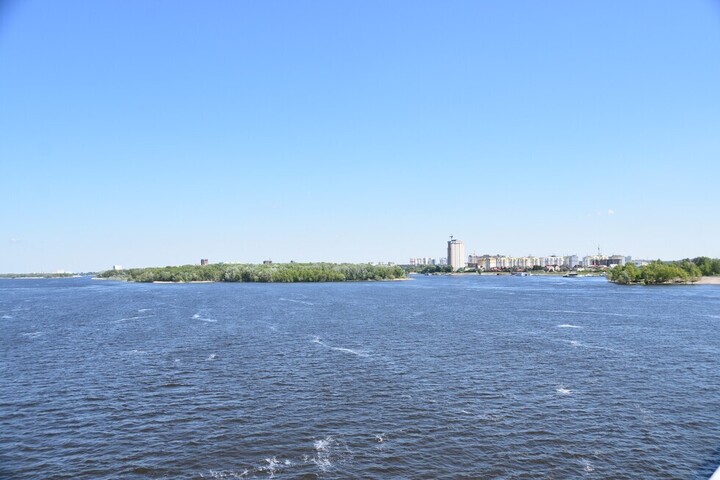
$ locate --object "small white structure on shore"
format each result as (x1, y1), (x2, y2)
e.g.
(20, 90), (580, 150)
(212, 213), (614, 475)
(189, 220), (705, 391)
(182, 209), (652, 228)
(112, 265), (123, 271)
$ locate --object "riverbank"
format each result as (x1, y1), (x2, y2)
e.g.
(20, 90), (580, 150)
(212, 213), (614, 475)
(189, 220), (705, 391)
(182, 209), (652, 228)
(694, 276), (720, 285)
(97, 263), (407, 283)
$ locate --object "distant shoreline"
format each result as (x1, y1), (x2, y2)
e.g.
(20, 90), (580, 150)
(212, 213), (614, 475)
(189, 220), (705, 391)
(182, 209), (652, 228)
(96, 262), (407, 283)
(0, 275), (82, 279)
(148, 278), (411, 284)
(152, 280), (214, 284)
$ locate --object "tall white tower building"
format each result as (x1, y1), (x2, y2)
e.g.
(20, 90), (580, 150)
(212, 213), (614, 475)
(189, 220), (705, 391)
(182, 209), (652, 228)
(447, 236), (466, 271)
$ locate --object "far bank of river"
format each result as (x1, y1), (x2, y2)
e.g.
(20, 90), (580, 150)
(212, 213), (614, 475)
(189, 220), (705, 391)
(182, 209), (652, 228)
(450, 272), (720, 285)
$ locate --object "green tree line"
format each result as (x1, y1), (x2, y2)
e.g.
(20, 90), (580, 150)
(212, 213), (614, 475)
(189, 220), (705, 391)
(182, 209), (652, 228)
(608, 257), (719, 285)
(416, 265), (454, 274)
(691, 256), (720, 276)
(97, 262), (406, 283)
(0, 273), (77, 279)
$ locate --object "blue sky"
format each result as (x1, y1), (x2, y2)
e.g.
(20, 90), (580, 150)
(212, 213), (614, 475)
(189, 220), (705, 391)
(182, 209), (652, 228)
(1, 1), (719, 272)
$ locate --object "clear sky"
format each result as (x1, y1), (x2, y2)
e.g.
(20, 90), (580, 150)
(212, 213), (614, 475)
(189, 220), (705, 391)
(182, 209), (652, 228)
(1, 1), (719, 272)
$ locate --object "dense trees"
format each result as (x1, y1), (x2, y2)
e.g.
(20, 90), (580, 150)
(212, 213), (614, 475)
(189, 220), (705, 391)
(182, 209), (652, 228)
(0, 273), (77, 279)
(97, 262), (406, 283)
(418, 265), (454, 274)
(608, 259), (710, 285)
(691, 257), (720, 276)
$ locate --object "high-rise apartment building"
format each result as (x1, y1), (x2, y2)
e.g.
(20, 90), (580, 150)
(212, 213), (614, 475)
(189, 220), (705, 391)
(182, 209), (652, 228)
(447, 237), (466, 271)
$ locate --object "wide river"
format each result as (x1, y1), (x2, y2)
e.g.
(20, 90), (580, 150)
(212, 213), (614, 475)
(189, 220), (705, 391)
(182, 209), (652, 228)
(1, 275), (719, 479)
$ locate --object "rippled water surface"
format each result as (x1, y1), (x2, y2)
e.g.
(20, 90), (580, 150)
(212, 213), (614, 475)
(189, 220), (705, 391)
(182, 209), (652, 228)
(2, 275), (720, 479)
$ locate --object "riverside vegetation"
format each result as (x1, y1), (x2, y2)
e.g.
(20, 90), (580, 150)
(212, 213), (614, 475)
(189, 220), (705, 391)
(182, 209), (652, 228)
(97, 262), (406, 283)
(0, 273), (78, 279)
(608, 257), (720, 285)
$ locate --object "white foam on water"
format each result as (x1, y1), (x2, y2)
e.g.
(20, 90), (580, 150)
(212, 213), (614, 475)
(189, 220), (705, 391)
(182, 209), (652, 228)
(117, 315), (154, 322)
(557, 387), (572, 395)
(314, 437), (331, 451)
(311, 436), (335, 472)
(199, 318), (217, 323)
(258, 457), (280, 478)
(203, 469), (248, 479)
(312, 336), (368, 357)
(707, 314), (720, 319)
(138, 308), (152, 312)
(557, 324), (582, 328)
(21, 331), (43, 338)
(374, 434), (385, 443)
(313, 456), (332, 471)
(279, 297), (315, 306)
(192, 313), (201, 319)
(568, 340), (583, 347)
(330, 346), (367, 357)
(2, 315), (12, 319)
(125, 349), (147, 355)
(207, 353), (217, 361)
(582, 460), (594, 472)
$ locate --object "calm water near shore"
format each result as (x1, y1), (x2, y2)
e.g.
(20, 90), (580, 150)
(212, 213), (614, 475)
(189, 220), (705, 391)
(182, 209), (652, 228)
(1, 275), (719, 479)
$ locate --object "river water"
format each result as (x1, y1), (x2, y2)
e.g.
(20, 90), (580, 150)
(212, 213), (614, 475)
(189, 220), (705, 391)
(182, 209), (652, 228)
(1, 275), (719, 479)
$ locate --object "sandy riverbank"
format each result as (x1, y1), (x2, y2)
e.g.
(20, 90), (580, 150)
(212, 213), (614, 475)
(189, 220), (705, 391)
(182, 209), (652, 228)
(694, 276), (720, 285)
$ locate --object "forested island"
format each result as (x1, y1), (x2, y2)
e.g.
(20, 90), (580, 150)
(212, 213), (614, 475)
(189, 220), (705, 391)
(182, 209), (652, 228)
(608, 257), (720, 285)
(0, 273), (78, 279)
(96, 262), (406, 283)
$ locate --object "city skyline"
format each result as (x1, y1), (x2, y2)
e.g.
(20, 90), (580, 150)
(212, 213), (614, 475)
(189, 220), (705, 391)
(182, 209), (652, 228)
(411, 237), (637, 267)
(2, 2), (719, 273)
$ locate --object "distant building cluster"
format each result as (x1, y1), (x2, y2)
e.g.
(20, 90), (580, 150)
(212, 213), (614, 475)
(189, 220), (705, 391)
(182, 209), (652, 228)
(581, 254), (631, 268)
(468, 253), (631, 271)
(409, 257), (439, 266)
(408, 236), (633, 272)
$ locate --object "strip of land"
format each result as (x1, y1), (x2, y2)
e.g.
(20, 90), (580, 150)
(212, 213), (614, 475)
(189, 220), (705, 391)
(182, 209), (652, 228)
(97, 262), (406, 283)
(695, 276), (720, 285)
